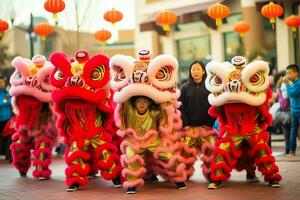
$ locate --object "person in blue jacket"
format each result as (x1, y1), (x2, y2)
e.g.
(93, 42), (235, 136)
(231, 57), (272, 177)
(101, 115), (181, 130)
(0, 76), (12, 161)
(284, 64), (300, 156)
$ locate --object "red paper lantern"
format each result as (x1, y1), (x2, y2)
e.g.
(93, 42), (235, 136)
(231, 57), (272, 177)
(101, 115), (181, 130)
(104, 8), (123, 25)
(285, 15), (300, 32)
(44, 0), (65, 20)
(261, 2), (283, 30)
(155, 10), (177, 31)
(0, 19), (9, 32)
(234, 21), (250, 37)
(34, 23), (53, 42)
(95, 29), (112, 46)
(207, 3), (230, 26)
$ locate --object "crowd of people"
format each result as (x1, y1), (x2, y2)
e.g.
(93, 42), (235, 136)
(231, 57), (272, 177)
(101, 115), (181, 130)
(269, 64), (300, 156)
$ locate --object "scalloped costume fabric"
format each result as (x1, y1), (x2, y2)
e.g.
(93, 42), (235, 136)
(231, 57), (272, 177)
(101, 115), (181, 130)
(110, 50), (187, 190)
(205, 56), (282, 183)
(49, 51), (121, 187)
(9, 55), (57, 179)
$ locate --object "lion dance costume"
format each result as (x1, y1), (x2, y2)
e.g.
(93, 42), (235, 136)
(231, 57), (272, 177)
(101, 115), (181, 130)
(10, 55), (57, 180)
(180, 125), (218, 181)
(49, 51), (122, 191)
(206, 56), (282, 188)
(110, 50), (187, 193)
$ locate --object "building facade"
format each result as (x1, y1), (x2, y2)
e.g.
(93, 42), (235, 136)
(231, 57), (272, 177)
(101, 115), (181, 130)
(135, 0), (300, 81)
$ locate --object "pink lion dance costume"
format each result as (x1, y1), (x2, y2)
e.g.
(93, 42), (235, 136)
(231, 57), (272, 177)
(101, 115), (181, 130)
(49, 51), (122, 191)
(206, 56), (282, 188)
(110, 50), (187, 193)
(10, 55), (57, 180)
(180, 124), (218, 182)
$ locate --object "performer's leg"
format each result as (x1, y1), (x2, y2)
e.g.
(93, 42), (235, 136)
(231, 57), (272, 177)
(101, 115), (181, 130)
(65, 141), (91, 192)
(10, 131), (33, 177)
(198, 127), (218, 181)
(152, 143), (187, 189)
(92, 133), (121, 186)
(249, 131), (282, 187)
(32, 135), (53, 180)
(209, 135), (243, 189)
(121, 144), (146, 194)
(180, 129), (199, 179)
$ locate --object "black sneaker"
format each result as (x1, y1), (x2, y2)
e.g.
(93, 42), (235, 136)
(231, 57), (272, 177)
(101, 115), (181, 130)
(150, 174), (159, 182)
(19, 171), (27, 177)
(38, 176), (48, 181)
(175, 182), (187, 190)
(207, 181), (221, 189)
(126, 187), (136, 194)
(112, 176), (122, 188)
(269, 181), (280, 188)
(67, 183), (79, 192)
(246, 174), (259, 183)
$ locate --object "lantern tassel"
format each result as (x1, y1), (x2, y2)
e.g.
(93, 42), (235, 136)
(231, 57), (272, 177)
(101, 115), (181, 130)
(52, 13), (58, 20)
(41, 35), (46, 42)
(216, 18), (222, 26)
(101, 41), (106, 46)
(162, 24), (170, 31)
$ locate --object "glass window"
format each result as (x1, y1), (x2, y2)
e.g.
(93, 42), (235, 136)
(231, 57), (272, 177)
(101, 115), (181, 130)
(223, 32), (244, 61)
(176, 35), (211, 82)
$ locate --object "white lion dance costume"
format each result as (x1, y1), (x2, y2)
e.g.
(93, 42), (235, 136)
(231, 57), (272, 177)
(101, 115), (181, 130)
(10, 55), (57, 180)
(110, 50), (187, 193)
(206, 56), (282, 188)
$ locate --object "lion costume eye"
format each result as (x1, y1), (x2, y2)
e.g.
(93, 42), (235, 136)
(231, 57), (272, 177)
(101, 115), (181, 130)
(155, 65), (171, 81)
(15, 72), (22, 80)
(210, 75), (222, 86)
(91, 65), (105, 81)
(249, 72), (264, 85)
(54, 69), (64, 80)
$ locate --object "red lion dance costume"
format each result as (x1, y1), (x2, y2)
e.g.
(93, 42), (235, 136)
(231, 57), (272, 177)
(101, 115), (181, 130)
(206, 56), (282, 188)
(10, 55), (57, 180)
(49, 51), (122, 192)
(110, 50), (187, 194)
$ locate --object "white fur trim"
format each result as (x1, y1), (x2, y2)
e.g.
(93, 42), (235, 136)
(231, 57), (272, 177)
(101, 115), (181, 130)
(208, 92), (267, 106)
(242, 60), (270, 92)
(37, 63), (55, 92)
(205, 61), (230, 93)
(147, 55), (178, 89)
(113, 83), (180, 103)
(109, 55), (134, 90)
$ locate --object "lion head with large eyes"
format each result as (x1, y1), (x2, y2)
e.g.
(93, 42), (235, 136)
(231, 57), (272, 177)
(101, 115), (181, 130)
(10, 55), (54, 103)
(205, 56), (270, 107)
(49, 51), (111, 104)
(110, 49), (180, 103)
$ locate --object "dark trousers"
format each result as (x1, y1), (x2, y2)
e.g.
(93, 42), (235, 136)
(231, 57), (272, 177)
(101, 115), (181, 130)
(0, 120), (12, 161)
(290, 114), (300, 153)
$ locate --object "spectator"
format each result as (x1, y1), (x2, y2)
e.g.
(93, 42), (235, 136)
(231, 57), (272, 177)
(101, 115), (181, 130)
(283, 64), (300, 156)
(0, 76), (13, 161)
(275, 71), (291, 155)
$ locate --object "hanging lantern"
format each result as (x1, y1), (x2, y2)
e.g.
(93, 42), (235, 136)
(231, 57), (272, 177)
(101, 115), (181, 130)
(44, 0), (65, 21)
(0, 19), (9, 32)
(233, 21), (250, 37)
(261, 2), (283, 30)
(155, 10), (177, 31)
(285, 15), (300, 34)
(104, 8), (123, 25)
(207, 3), (230, 26)
(34, 23), (53, 42)
(95, 29), (112, 46)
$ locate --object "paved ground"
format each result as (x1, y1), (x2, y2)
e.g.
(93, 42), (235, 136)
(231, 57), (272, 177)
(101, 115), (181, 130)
(0, 137), (300, 200)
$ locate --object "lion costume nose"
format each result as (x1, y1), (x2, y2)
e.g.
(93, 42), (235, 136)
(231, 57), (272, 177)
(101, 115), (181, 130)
(66, 75), (85, 87)
(225, 80), (244, 93)
(130, 71), (148, 83)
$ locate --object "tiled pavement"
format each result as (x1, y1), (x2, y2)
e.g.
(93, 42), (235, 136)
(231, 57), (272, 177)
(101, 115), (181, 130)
(0, 144), (300, 200)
